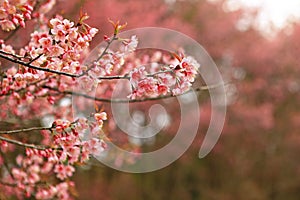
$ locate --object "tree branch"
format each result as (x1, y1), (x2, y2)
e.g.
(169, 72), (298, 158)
(3, 26), (21, 42)
(0, 52), (128, 80)
(0, 50), (28, 60)
(0, 151), (15, 180)
(0, 52), (79, 78)
(0, 49), (174, 83)
(97, 75), (130, 80)
(0, 180), (49, 187)
(0, 180), (17, 187)
(43, 82), (224, 103)
(79, 34), (118, 77)
(0, 119), (80, 135)
(0, 126), (51, 134)
(0, 135), (51, 150)
(0, 75), (52, 97)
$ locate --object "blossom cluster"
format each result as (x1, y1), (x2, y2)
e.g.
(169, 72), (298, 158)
(89, 35), (138, 79)
(0, 12), (105, 199)
(4, 149), (75, 199)
(0, 6), (201, 199)
(1, 115), (107, 199)
(127, 53), (200, 99)
(21, 15), (98, 74)
(0, 15), (98, 119)
(0, 0), (34, 31)
(88, 33), (200, 99)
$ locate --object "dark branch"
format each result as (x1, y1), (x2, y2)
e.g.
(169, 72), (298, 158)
(43, 82), (224, 103)
(0, 126), (51, 134)
(0, 135), (52, 150)
(0, 52), (79, 77)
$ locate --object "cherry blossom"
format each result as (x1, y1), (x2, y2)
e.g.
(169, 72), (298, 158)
(0, 0), (33, 31)
(126, 52), (200, 98)
(54, 164), (75, 180)
(0, 2), (201, 198)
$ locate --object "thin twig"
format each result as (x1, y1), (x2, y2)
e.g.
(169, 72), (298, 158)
(0, 52), (79, 78)
(27, 54), (43, 64)
(0, 180), (16, 187)
(0, 126), (51, 134)
(43, 82), (225, 103)
(95, 70), (173, 80)
(0, 50), (28, 60)
(96, 35), (118, 62)
(80, 34), (118, 77)
(0, 135), (50, 150)
(0, 180), (50, 187)
(0, 52), (129, 80)
(0, 75), (52, 97)
(0, 151), (15, 180)
(97, 75), (129, 80)
(0, 51), (173, 82)
(0, 119), (80, 135)
(3, 26), (21, 42)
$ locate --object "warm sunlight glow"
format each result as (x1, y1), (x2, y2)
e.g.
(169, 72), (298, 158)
(223, 0), (300, 36)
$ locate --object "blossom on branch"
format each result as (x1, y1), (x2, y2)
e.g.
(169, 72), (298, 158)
(0, 7), (201, 199)
(0, 0), (33, 31)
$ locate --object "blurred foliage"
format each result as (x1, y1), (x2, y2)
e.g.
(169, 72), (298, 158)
(70, 0), (300, 199)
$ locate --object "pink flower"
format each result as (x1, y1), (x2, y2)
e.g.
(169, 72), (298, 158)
(67, 147), (80, 164)
(48, 45), (64, 57)
(89, 27), (98, 37)
(28, 172), (40, 184)
(0, 19), (16, 31)
(41, 162), (53, 174)
(12, 168), (26, 180)
(0, 8), (8, 19)
(56, 182), (70, 200)
(51, 27), (66, 42)
(137, 77), (158, 97)
(129, 66), (146, 87)
(123, 35), (138, 53)
(1, 43), (15, 53)
(127, 89), (139, 99)
(61, 19), (74, 31)
(38, 36), (52, 49)
(85, 138), (106, 157)
(80, 145), (90, 163)
(54, 164), (75, 180)
(36, 187), (57, 200)
(175, 56), (200, 82)
(157, 84), (169, 95)
(49, 18), (62, 28)
(94, 112), (107, 121)
(172, 82), (191, 95)
(67, 28), (79, 40)
(157, 73), (175, 86)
